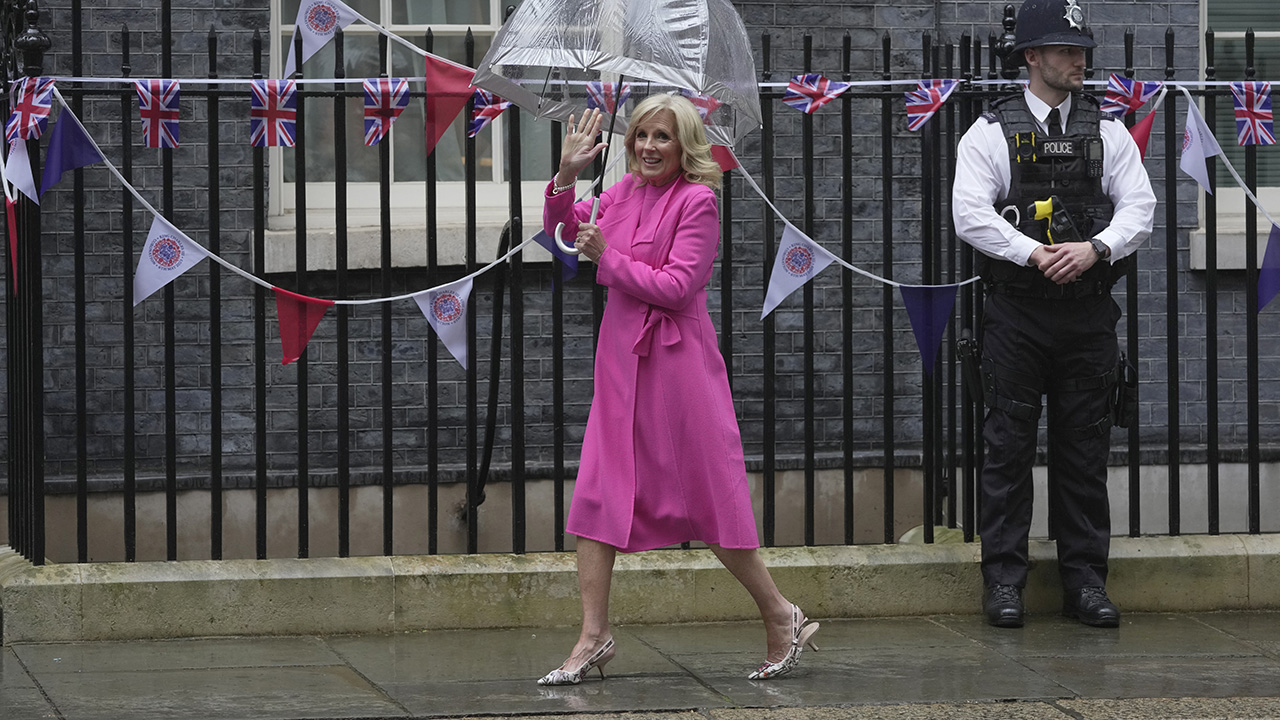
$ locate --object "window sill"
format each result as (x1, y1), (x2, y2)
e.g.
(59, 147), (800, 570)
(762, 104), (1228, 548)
(1189, 187), (1277, 271)
(1189, 224), (1272, 271)
(265, 201), (556, 272)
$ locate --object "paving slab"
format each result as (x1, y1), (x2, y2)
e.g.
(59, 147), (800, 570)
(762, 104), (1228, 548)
(1192, 610), (1280, 656)
(629, 617), (979, 654)
(0, 647), (57, 720)
(382, 675), (730, 717)
(12, 636), (345, 674)
(1020, 654), (1280, 700)
(935, 612), (1266, 657)
(1059, 696), (1280, 720)
(327, 626), (684, 684)
(442, 715), (705, 720)
(708, 705), (1072, 719)
(31, 665), (409, 720)
(5, 612), (1280, 719)
(700, 646), (1068, 706)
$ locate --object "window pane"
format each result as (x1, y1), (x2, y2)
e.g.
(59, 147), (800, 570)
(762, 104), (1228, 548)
(392, 0), (491, 25)
(503, 112), (557, 182)
(1207, 2), (1280, 32)
(283, 34), (382, 183)
(1212, 37), (1280, 187)
(390, 34), (493, 182)
(283, 0), (380, 25)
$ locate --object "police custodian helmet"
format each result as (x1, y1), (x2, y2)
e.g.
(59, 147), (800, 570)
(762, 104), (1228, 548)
(1012, 0), (1097, 52)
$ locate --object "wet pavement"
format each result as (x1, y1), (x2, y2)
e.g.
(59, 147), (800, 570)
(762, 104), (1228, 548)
(2, 611), (1278, 719)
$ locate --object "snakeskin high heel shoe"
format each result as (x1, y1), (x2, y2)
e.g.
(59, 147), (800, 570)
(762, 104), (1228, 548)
(536, 637), (616, 686)
(747, 604), (820, 680)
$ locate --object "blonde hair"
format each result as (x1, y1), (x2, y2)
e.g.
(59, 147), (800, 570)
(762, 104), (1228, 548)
(624, 94), (722, 190)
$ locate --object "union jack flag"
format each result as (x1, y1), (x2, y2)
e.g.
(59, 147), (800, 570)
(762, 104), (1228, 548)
(135, 79), (181, 149)
(468, 89), (510, 138)
(782, 74), (851, 114)
(362, 77), (410, 146)
(1231, 81), (1275, 146)
(679, 89), (722, 120)
(249, 80), (297, 147)
(904, 79), (959, 131)
(1101, 74), (1162, 117)
(5, 77), (55, 145)
(585, 82), (630, 114)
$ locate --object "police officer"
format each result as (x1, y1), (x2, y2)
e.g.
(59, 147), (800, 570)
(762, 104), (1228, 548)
(952, 0), (1155, 628)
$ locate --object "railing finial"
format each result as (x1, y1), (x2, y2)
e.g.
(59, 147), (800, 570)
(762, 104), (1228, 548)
(15, 0), (49, 77)
(996, 3), (1020, 85)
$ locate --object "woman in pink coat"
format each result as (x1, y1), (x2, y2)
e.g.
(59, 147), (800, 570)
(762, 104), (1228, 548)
(537, 95), (819, 686)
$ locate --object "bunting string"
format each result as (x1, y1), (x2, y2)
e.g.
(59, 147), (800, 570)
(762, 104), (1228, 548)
(30, 79), (1279, 299)
(5, 0), (1277, 363)
(730, 161), (980, 290)
(46, 87), (622, 306)
(17, 75), (1280, 295)
(49, 88), (268, 292)
(7, 42), (1280, 360)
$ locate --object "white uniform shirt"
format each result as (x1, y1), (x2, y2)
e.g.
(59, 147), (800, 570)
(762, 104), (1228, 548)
(952, 88), (1156, 267)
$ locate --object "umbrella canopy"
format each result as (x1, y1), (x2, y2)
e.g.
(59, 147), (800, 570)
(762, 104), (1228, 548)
(471, 0), (761, 146)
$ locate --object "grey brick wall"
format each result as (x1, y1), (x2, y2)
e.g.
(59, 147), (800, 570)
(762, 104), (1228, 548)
(10, 0), (1279, 489)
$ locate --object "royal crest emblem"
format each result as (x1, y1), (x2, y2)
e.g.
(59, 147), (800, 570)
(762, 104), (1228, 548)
(1063, 0), (1085, 31)
(432, 293), (464, 324)
(305, 2), (340, 35)
(149, 235), (184, 270)
(783, 245), (814, 277)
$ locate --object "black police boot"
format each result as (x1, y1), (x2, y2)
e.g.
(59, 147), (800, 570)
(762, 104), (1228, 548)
(983, 584), (1024, 628)
(1062, 586), (1120, 628)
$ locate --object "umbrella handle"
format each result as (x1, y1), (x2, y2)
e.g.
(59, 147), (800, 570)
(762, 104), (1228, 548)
(553, 197), (600, 256)
(552, 222), (579, 255)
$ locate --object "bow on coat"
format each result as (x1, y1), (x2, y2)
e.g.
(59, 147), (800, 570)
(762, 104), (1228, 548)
(631, 307), (683, 356)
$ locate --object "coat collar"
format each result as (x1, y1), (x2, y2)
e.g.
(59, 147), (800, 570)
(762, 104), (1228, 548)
(630, 174), (686, 246)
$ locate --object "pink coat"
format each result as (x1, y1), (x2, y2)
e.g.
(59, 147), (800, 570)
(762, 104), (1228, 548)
(544, 174), (760, 553)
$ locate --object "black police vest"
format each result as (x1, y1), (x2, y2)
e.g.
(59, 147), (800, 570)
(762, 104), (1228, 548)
(978, 93), (1126, 296)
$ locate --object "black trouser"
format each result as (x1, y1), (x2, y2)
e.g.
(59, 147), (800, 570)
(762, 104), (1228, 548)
(979, 291), (1120, 591)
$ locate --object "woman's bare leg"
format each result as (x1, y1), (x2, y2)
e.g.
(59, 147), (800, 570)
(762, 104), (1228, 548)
(708, 544), (795, 662)
(559, 537), (617, 668)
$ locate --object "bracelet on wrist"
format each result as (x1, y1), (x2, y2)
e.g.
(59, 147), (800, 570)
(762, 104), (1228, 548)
(551, 177), (576, 196)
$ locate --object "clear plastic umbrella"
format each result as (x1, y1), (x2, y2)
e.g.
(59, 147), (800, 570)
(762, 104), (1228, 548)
(471, 0), (762, 148)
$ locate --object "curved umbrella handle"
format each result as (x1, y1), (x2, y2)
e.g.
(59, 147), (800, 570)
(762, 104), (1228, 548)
(553, 222), (580, 256)
(553, 197), (601, 256)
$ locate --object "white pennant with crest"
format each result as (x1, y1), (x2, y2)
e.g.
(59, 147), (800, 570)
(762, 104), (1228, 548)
(134, 215), (209, 305)
(414, 277), (473, 369)
(1180, 99), (1223, 194)
(282, 0), (360, 79)
(761, 223), (838, 319)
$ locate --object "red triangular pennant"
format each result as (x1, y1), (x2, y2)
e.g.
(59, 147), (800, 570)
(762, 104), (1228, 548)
(711, 144), (739, 172)
(1129, 104), (1159, 161)
(423, 52), (474, 157)
(273, 287), (334, 365)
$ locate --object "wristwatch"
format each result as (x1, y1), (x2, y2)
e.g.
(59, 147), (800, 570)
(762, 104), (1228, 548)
(1089, 238), (1110, 259)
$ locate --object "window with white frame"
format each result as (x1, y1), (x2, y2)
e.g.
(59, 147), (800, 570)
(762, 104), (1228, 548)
(1194, 0), (1280, 269)
(270, 0), (566, 271)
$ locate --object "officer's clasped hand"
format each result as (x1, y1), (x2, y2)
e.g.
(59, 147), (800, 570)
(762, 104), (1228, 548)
(1029, 242), (1099, 285)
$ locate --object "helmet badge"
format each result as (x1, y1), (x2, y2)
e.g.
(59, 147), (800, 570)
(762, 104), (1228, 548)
(1063, 0), (1085, 30)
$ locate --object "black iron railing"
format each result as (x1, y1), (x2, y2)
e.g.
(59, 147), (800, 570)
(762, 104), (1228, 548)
(3, 3), (1277, 565)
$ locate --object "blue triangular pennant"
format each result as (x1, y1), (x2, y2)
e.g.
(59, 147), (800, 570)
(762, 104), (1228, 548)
(899, 284), (959, 376)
